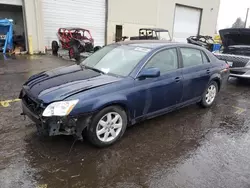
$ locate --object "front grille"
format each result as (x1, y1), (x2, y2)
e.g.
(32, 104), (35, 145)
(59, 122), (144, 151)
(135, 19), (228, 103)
(232, 61), (248, 68)
(23, 95), (42, 115)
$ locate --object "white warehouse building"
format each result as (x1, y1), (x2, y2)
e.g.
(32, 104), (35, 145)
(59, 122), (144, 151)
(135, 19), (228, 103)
(0, 0), (220, 54)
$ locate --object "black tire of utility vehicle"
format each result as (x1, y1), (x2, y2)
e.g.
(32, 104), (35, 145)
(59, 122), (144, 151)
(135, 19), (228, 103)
(78, 45), (85, 53)
(200, 81), (218, 108)
(86, 106), (127, 148)
(93, 46), (101, 52)
(69, 45), (81, 62)
(52, 41), (59, 55)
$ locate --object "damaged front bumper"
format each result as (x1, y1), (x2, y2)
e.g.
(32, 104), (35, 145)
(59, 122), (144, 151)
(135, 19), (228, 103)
(21, 100), (90, 140)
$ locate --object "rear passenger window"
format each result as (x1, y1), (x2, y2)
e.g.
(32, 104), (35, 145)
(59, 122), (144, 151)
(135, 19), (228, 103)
(201, 51), (210, 63)
(180, 48), (203, 67)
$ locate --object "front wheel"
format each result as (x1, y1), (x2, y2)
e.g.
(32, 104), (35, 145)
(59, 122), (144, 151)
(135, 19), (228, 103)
(85, 106), (127, 147)
(200, 81), (218, 108)
(69, 45), (81, 62)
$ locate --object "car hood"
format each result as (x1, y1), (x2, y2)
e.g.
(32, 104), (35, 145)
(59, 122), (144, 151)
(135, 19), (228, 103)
(219, 28), (250, 47)
(22, 65), (122, 103)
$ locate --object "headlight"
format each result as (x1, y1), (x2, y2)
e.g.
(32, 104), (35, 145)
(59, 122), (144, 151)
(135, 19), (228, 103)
(42, 100), (79, 117)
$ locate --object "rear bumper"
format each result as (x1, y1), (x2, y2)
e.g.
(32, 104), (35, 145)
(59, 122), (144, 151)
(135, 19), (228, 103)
(230, 67), (250, 78)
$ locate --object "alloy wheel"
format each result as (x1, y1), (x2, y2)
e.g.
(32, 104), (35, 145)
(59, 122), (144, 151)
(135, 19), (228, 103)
(205, 84), (216, 105)
(96, 112), (123, 142)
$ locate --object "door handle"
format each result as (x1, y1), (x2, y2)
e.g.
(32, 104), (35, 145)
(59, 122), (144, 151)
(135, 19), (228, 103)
(175, 77), (181, 82)
(206, 69), (211, 74)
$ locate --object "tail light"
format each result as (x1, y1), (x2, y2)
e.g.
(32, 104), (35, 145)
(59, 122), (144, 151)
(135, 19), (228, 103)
(220, 61), (230, 73)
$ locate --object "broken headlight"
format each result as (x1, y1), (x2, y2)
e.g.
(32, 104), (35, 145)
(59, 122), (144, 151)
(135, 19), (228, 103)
(42, 100), (79, 117)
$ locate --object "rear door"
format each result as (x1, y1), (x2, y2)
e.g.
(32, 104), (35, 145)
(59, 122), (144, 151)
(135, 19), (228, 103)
(179, 47), (211, 102)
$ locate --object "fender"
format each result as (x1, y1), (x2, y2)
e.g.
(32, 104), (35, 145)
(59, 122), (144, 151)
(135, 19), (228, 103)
(209, 72), (222, 90)
(209, 72), (221, 81)
(70, 93), (132, 118)
(92, 94), (131, 117)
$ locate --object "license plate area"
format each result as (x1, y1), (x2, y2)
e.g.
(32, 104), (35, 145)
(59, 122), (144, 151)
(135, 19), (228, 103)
(227, 61), (233, 67)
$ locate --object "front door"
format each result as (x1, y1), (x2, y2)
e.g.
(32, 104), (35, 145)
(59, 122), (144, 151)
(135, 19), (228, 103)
(134, 48), (183, 118)
(179, 47), (211, 102)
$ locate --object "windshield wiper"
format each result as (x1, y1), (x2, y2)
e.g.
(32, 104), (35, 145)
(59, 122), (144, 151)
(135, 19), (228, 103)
(81, 65), (105, 74)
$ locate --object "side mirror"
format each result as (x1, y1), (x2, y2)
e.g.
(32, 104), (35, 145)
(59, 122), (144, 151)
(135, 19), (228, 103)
(137, 67), (160, 79)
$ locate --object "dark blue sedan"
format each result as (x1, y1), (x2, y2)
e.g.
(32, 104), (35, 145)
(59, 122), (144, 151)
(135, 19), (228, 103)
(20, 41), (229, 147)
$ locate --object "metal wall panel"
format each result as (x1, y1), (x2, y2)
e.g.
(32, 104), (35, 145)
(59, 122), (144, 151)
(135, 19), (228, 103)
(0, 0), (22, 6)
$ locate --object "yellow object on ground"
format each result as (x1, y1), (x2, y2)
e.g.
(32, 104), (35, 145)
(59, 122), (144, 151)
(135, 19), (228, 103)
(0, 99), (21, 107)
(36, 184), (48, 188)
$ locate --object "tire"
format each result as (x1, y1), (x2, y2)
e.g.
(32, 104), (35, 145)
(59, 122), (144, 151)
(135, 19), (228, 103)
(51, 41), (59, 55)
(85, 106), (127, 147)
(200, 81), (218, 108)
(78, 45), (85, 53)
(69, 45), (81, 62)
(93, 46), (101, 52)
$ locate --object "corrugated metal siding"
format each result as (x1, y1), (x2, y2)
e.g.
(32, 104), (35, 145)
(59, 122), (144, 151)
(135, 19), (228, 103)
(42, 0), (105, 48)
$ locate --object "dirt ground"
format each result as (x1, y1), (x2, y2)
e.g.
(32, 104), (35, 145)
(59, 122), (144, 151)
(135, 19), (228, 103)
(1, 54), (250, 188)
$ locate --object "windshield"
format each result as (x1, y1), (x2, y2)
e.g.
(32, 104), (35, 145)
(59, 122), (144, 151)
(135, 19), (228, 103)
(157, 31), (171, 41)
(82, 45), (150, 76)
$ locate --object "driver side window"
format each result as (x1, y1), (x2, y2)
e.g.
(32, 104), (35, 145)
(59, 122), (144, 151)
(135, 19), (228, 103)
(145, 48), (178, 75)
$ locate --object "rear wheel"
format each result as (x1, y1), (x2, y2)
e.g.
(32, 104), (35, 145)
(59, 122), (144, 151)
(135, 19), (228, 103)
(200, 81), (218, 108)
(93, 46), (101, 52)
(51, 41), (59, 55)
(78, 45), (85, 53)
(85, 106), (127, 147)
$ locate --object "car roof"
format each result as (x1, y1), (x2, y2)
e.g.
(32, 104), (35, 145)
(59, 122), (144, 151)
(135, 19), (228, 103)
(116, 40), (205, 50)
(139, 28), (169, 32)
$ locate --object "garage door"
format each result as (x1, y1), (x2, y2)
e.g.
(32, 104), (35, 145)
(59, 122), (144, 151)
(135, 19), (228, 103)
(173, 5), (201, 42)
(42, 0), (105, 48)
(0, 0), (22, 6)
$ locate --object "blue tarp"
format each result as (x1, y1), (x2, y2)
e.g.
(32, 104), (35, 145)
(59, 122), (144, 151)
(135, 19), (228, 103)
(0, 19), (13, 53)
(213, 43), (221, 52)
